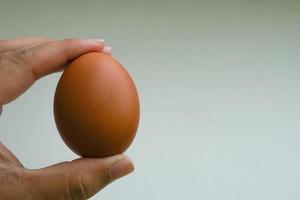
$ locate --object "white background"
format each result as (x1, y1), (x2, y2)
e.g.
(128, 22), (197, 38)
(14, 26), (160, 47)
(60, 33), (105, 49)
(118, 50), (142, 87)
(1, 1), (300, 199)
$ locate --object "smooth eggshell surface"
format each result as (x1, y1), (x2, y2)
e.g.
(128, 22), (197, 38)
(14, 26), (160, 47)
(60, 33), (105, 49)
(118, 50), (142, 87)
(54, 52), (140, 157)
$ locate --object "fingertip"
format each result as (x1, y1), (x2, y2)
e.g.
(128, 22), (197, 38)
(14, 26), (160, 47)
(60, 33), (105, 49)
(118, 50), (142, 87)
(60, 38), (106, 52)
(85, 39), (106, 51)
(87, 39), (105, 44)
(103, 46), (112, 55)
(108, 155), (135, 181)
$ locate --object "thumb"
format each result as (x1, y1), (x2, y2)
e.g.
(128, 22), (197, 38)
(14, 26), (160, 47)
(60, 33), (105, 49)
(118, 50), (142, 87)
(27, 155), (134, 200)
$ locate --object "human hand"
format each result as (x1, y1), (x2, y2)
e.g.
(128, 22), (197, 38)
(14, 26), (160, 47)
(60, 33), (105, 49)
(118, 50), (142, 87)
(0, 37), (134, 200)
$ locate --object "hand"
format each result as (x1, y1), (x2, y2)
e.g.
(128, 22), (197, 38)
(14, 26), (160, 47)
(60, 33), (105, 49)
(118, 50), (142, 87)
(0, 37), (134, 200)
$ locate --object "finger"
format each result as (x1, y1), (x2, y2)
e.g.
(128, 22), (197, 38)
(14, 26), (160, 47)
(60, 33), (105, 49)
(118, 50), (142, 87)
(0, 142), (23, 166)
(29, 155), (134, 199)
(14, 38), (105, 79)
(53, 45), (112, 74)
(0, 37), (50, 53)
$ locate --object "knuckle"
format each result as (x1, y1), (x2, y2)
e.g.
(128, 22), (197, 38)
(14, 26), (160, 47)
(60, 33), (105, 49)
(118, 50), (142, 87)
(0, 51), (22, 65)
(68, 174), (89, 200)
(20, 47), (39, 58)
(4, 47), (39, 65)
(8, 50), (26, 65)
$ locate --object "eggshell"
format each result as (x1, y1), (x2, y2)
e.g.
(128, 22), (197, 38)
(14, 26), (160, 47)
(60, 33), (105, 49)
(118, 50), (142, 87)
(54, 52), (140, 157)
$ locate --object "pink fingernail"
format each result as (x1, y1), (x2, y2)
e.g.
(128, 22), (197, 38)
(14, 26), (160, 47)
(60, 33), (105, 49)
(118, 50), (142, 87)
(90, 39), (105, 42)
(108, 156), (134, 180)
(103, 46), (112, 55)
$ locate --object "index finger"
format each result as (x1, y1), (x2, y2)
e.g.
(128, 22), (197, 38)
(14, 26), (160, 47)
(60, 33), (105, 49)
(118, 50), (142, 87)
(18, 38), (106, 79)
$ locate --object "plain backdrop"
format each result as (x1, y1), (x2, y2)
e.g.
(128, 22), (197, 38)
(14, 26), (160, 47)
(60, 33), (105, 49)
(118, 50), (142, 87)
(1, 1), (300, 199)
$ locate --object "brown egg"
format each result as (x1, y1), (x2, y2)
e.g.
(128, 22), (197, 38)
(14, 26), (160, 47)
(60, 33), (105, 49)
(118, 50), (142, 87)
(53, 52), (140, 158)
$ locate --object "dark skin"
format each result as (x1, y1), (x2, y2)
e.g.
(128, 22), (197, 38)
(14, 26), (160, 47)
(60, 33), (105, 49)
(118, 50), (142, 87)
(0, 37), (134, 200)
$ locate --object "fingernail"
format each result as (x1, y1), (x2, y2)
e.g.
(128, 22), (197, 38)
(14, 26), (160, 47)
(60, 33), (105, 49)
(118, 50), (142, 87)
(90, 39), (105, 42)
(87, 39), (105, 44)
(103, 46), (112, 55)
(109, 156), (134, 180)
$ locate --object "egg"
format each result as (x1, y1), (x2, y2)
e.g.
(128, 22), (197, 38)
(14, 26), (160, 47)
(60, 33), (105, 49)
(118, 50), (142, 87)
(53, 52), (140, 158)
